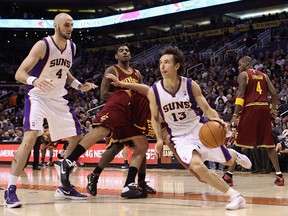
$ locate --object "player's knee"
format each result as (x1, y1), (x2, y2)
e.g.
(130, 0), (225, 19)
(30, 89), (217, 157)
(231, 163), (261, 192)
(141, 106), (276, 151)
(190, 159), (207, 175)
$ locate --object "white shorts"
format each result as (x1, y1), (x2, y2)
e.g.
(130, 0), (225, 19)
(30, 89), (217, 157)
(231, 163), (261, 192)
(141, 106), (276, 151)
(23, 94), (82, 141)
(172, 123), (231, 166)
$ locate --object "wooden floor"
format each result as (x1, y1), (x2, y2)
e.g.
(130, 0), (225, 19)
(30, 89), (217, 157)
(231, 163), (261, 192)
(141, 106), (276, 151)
(1, 165), (288, 216)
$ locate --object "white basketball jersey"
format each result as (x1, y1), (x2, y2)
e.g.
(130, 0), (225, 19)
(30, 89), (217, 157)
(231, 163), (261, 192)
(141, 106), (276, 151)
(152, 76), (202, 137)
(28, 36), (74, 99)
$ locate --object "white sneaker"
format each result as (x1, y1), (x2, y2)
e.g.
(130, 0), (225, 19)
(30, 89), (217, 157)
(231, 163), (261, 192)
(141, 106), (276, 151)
(230, 149), (252, 169)
(225, 193), (246, 210)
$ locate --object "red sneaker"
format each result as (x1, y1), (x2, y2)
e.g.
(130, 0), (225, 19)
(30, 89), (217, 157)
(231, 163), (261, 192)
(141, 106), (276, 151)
(222, 174), (233, 187)
(274, 176), (284, 186)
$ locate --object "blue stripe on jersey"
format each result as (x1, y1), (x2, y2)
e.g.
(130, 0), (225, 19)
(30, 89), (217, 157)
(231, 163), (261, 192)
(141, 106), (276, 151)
(152, 83), (174, 142)
(221, 145), (232, 161)
(27, 38), (50, 93)
(187, 78), (200, 116)
(70, 40), (74, 63)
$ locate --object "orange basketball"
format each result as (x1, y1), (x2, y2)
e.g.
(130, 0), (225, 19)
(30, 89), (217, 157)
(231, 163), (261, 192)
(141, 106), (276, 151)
(199, 121), (226, 148)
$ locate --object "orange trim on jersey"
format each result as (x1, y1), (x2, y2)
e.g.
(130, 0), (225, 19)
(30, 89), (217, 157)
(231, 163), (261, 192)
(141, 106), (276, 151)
(245, 102), (268, 107)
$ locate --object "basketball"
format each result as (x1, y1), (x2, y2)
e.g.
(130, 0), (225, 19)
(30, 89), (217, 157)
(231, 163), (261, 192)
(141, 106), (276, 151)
(199, 121), (226, 148)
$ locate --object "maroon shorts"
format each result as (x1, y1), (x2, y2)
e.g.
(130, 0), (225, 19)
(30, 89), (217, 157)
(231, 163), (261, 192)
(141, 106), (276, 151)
(236, 105), (275, 148)
(93, 90), (132, 131)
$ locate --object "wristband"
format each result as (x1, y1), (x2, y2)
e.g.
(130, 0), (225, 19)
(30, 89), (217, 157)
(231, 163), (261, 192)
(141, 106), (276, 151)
(71, 79), (82, 90)
(235, 98), (244, 106)
(26, 76), (37, 85)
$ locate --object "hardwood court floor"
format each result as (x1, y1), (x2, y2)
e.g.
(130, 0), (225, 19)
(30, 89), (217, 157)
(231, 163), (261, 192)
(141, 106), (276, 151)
(0, 165), (288, 216)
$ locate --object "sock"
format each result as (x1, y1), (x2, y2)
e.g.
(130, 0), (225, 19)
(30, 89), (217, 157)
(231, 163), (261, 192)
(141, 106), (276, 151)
(124, 166), (138, 187)
(276, 172), (282, 177)
(8, 175), (18, 187)
(226, 171), (233, 178)
(93, 165), (103, 178)
(138, 173), (146, 183)
(226, 187), (238, 197)
(67, 144), (86, 162)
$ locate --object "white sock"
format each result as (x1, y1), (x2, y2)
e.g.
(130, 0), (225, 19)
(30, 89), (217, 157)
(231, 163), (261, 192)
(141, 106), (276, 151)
(226, 187), (239, 197)
(8, 175), (19, 187)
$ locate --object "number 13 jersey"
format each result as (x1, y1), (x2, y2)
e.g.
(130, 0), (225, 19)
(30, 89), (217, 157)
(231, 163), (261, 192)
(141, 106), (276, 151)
(152, 76), (202, 137)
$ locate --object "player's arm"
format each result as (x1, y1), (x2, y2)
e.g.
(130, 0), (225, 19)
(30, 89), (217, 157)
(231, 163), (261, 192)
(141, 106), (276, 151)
(106, 73), (150, 95)
(147, 87), (164, 158)
(15, 41), (53, 91)
(191, 80), (219, 120)
(135, 69), (144, 84)
(233, 72), (247, 118)
(66, 71), (97, 92)
(264, 74), (278, 115)
(100, 66), (117, 101)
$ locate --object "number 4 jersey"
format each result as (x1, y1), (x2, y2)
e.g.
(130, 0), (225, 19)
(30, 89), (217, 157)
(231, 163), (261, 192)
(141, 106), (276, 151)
(152, 76), (202, 137)
(27, 36), (75, 99)
(242, 69), (269, 106)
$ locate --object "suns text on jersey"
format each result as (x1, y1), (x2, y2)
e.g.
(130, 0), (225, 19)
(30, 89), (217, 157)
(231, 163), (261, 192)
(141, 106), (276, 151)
(163, 101), (190, 112)
(50, 58), (71, 68)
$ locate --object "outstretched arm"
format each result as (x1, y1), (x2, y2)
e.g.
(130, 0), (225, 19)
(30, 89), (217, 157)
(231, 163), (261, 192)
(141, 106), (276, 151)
(106, 73), (150, 96)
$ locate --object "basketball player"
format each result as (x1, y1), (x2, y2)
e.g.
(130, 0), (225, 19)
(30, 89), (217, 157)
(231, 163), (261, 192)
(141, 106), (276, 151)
(147, 46), (250, 210)
(55, 45), (155, 199)
(105, 71), (255, 211)
(222, 56), (284, 187)
(4, 13), (96, 208)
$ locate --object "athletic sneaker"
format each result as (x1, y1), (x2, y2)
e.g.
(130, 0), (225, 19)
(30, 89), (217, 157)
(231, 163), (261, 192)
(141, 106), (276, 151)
(230, 149), (252, 169)
(86, 173), (98, 196)
(274, 176), (285, 186)
(54, 159), (75, 190)
(222, 174), (233, 187)
(121, 182), (147, 199)
(138, 181), (157, 194)
(55, 186), (87, 200)
(225, 193), (246, 210)
(4, 185), (22, 208)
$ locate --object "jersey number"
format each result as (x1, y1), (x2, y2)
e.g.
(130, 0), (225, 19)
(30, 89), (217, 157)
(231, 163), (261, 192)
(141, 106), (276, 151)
(171, 112), (187, 122)
(256, 81), (262, 95)
(56, 69), (63, 79)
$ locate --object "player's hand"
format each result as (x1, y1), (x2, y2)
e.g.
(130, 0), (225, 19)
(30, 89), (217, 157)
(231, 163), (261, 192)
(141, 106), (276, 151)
(154, 140), (164, 158)
(106, 73), (122, 87)
(271, 109), (278, 118)
(33, 78), (54, 91)
(230, 116), (239, 128)
(80, 82), (98, 92)
(210, 118), (228, 131)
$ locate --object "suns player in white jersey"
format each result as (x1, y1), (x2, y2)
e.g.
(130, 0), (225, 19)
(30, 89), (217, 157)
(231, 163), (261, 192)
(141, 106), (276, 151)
(147, 46), (251, 210)
(4, 13), (96, 208)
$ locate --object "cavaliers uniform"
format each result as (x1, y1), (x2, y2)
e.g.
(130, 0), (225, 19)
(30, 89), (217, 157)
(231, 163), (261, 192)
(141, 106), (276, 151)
(236, 69), (274, 148)
(94, 64), (146, 147)
(152, 77), (232, 166)
(23, 36), (82, 141)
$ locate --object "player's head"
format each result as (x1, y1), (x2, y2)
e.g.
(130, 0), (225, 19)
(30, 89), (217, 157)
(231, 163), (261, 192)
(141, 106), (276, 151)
(115, 44), (131, 63)
(54, 13), (74, 40)
(238, 56), (253, 72)
(159, 46), (185, 77)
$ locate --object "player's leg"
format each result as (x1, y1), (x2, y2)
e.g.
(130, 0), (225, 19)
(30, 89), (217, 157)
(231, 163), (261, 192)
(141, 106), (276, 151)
(5, 130), (39, 208)
(86, 142), (124, 196)
(121, 136), (148, 199)
(54, 126), (111, 190)
(267, 147), (284, 186)
(137, 156), (156, 194)
(189, 150), (246, 210)
(121, 147), (129, 169)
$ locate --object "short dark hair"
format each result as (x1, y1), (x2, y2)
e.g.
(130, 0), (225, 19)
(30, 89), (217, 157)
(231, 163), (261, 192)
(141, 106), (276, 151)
(115, 43), (129, 54)
(160, 46), (186, 76)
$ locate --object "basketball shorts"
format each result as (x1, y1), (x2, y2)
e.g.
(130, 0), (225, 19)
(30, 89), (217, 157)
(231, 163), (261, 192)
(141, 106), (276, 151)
(236, 105), (275, 148)
(172, 123), (232, 166)
(23, 94), (82, 141)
